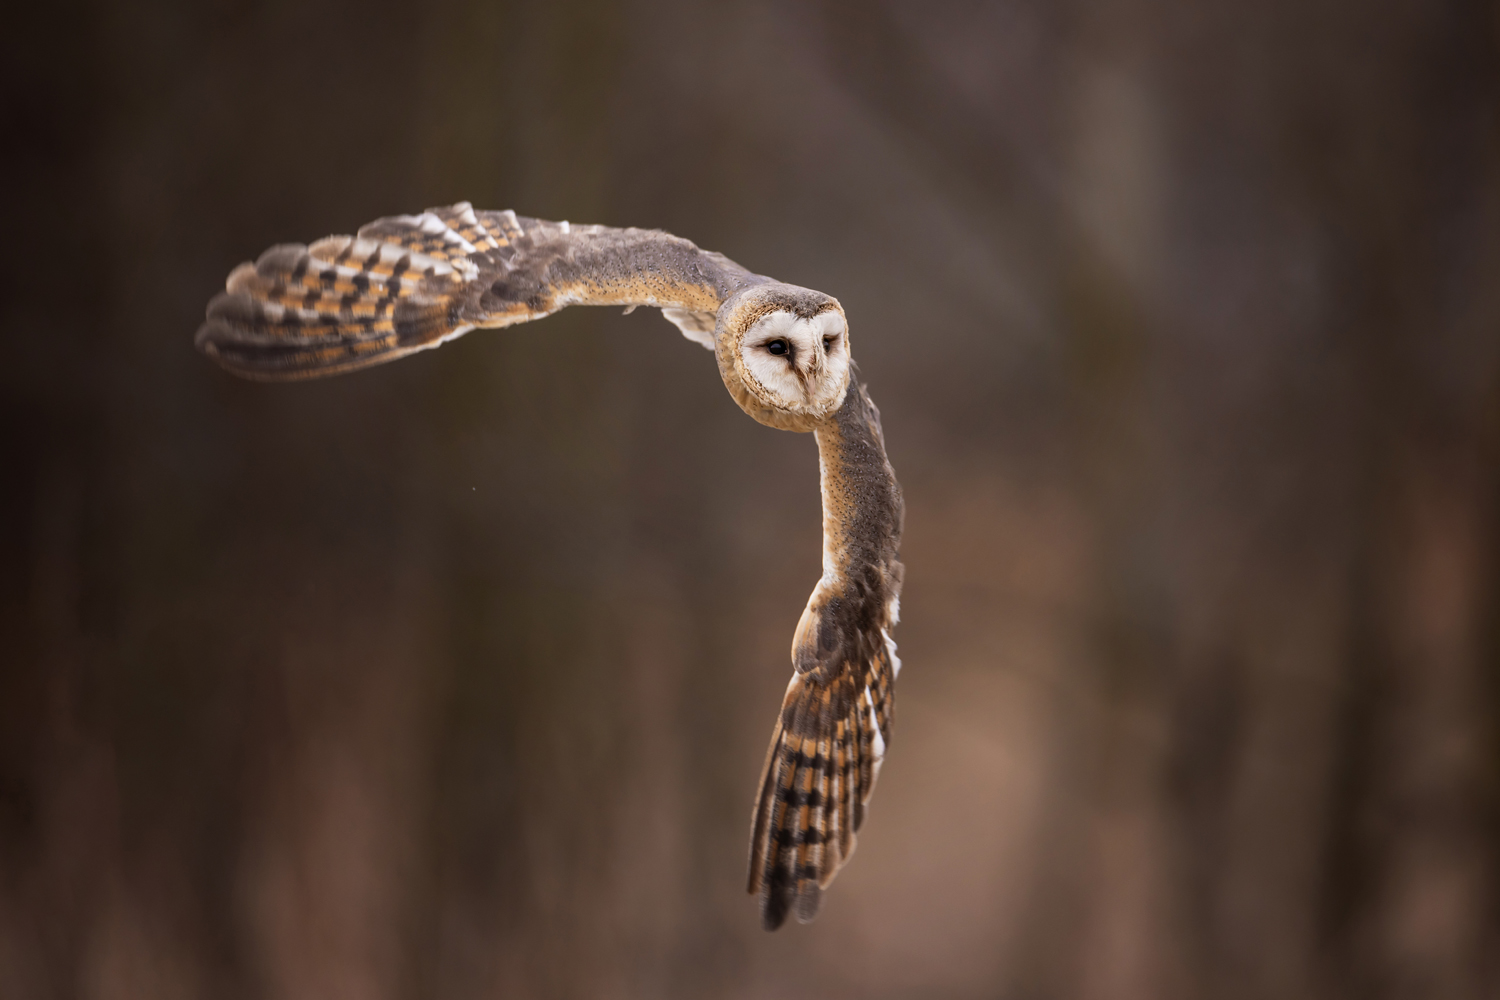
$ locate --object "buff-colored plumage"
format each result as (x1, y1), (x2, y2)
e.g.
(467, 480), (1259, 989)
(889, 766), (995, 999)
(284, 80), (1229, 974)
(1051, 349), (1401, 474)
(197, 203), (904, 929)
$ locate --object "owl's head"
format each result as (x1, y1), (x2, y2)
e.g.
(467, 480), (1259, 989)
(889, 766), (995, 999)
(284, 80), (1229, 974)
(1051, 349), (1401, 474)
(714, 283), (851, 432)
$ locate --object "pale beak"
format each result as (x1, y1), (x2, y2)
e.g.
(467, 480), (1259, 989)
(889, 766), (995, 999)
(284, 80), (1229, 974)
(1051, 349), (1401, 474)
(795, 354), (823, 399)
(807, 344), (826, 380)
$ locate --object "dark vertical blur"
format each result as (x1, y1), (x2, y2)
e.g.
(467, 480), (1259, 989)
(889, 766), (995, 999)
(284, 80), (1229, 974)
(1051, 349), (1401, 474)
(3, 0), (1498, 997)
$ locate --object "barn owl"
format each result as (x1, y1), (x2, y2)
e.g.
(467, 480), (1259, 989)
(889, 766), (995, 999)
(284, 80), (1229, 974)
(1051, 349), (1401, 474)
(196, 203), (904, 930)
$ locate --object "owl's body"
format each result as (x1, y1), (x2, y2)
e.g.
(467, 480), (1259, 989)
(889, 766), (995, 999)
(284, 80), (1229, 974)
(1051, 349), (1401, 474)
(198, 203), (903, 929)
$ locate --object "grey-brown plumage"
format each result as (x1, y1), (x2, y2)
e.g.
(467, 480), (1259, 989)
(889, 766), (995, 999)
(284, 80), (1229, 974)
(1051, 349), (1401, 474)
(196, 203), (904, 929)
(197, 204), (753, 378)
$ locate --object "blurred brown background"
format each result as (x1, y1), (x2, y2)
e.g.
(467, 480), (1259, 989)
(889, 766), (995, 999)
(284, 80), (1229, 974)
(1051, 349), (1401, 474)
(4, 1), (1500, 997)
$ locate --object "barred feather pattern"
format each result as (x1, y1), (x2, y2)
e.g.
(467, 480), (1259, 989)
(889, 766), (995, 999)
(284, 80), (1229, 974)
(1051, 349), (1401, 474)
(749, 628), (899, 928)
(196, 202), (754, 379)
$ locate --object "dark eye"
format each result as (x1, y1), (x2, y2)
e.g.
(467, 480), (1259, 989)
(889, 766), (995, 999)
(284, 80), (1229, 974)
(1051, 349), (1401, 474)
(823, 335), (837, 351)
(767, 339), (789, 357)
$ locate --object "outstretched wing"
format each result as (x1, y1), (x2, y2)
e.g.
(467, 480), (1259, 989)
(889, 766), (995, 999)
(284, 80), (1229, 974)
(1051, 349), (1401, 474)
(747, 624), (899, 929)
(196, 202), (758, 379)
(747, 380), (905, 929)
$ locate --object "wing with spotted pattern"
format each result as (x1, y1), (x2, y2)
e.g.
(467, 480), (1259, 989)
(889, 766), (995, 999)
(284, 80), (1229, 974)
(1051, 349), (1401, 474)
(196, 202), (758, 379)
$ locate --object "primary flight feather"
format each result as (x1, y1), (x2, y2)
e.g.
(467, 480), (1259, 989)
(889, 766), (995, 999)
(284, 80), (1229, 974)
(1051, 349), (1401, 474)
(197, 202), (905, 929)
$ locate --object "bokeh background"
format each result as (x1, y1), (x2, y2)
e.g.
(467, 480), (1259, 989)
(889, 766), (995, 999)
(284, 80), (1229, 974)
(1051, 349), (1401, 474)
(5, 1), (1500, 997)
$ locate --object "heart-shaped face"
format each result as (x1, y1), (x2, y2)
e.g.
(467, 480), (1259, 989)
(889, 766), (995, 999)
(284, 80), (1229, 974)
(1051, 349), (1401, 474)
(738, 308), (851, 416)
(714, 282), (852, 431)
